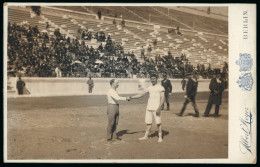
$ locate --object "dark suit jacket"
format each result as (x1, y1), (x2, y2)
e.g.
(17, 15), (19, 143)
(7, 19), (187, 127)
(16, 80), (25, 89)
(209, 78), (225, 105)
(161, 79), (172, 93)
(186, 78), (198, 98)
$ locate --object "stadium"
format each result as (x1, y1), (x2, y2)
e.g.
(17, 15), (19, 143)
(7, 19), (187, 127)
(6, 5), (228, 160)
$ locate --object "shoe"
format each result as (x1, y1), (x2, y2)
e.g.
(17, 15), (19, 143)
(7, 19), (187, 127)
(158, 138), (163, 142)
(138, 136), (149, 141)
(204, 114), (209, 117)
(115, 137), (122, 140)
(166, 108), (170, 111)
(178, 113), (183, 117)
(194, 113), (199, 117)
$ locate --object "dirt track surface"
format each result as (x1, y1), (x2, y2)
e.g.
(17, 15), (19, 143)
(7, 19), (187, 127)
(7, 92), (228, 159)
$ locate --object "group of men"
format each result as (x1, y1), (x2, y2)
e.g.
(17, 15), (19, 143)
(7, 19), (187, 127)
(105, 72), (226, 143)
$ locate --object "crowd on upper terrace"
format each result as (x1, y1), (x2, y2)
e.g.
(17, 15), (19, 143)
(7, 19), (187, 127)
(7, 22), (227, 79)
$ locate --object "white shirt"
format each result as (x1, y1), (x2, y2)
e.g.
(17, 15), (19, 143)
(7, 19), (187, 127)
(146, 84), (165, 110)
(107, 88), (127, 104)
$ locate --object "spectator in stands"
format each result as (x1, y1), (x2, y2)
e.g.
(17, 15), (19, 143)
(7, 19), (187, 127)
(121, 18), (125, 28)
(147, 44), (152, 57)
(81, 31), (86, 39)
(98, 43), (104, 52)
(31, 6), (41, 16)
(97, 9), (102, 20)
(141, 46), (145, 58)
(55, 66), (62, 77)
(113, 19), (116, 26)
(207, 7), (211, 14)
(177, 25), (180, 32)
(153, 39), (157, 49)
(78, 26), (82, 34)
(177, 26), (182, 36)
(7, 22), (223, 79)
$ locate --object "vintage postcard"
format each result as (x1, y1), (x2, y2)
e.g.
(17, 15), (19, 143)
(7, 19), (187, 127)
(3, 3), (256, 163)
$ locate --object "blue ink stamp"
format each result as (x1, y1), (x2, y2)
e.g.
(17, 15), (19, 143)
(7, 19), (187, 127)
(239, 108), (253, 154)
(237, 73), (253, 91)
(236, 53), (253, 71)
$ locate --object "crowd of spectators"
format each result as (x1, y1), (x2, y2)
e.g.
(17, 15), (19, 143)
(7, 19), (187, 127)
(8, 22), (226, 79)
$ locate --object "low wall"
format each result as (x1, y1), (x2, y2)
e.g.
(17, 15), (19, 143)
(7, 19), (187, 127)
(8, 77), (213, 97)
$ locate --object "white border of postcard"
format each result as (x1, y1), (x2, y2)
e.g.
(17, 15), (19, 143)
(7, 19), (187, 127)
(3, 3), (257, 164)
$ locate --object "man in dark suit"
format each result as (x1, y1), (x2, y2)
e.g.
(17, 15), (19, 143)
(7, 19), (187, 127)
(204, 74), (225, 117)
(87, 77), (94, 93)
(16, 75), (25, 95)
(179, 73), (199, 117)
(161, 73), (172, 110)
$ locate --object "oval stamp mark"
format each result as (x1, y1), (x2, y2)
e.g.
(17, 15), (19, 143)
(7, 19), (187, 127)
(237, 73), (253, 91)
(236, 53), (253, 72)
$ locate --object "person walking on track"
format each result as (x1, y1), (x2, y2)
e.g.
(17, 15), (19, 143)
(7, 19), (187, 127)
(178, 73), (199, 117)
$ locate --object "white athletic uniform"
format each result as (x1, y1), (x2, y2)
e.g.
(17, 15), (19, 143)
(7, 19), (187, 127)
(145, 83), (165, 124)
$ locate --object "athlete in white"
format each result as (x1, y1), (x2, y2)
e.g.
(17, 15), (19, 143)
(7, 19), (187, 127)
(131, 74), (165, 142)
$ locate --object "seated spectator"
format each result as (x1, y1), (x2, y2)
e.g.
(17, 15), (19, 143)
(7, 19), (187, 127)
(78, 26), (82, 34)
(98, 43), (104, 52)
(153, 39), (157, 49)
(97, 9), (102, 20)
(121, 18), (125, 28)
(113, 19), (116, 26)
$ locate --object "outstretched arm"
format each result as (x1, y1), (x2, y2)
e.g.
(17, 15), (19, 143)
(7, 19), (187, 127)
(110, 92), (128, 101)
(131, 91), (148, 99)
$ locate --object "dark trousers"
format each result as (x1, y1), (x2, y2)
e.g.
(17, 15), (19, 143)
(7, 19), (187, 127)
(18, 88), (23, 95)
(180, 97), (199, 116)
(161, 92), (170, 109)
(204, 96), (220, 116)
(107, 104), (119, 140)
(88, 85), (93, 93)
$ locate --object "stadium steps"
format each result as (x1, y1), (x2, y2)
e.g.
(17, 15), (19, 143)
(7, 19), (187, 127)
(8, 6), (228, 69)
(121, 6), (149, 23)
(149, 6), (193, 30)
(8, 8), (46, 32)
(54, 6), (92, 14)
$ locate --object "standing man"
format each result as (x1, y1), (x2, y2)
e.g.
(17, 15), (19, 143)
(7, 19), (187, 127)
(161, 73), (172, 110)
(204, 74), (225, 117)
(16, 75), (25, 95)
(107, 79), (130, 141)
(141, 46), (145, 59)
(178, 73), (199, 117)
(130, 73), (165, 142)
(97, 9), (102, 20)
(87, 77), (94, 93)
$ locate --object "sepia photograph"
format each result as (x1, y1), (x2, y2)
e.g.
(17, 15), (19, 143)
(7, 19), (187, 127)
(3, 3), (256, 163)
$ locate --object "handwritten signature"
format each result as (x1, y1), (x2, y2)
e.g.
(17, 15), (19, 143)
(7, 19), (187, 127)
(239, 108), (253, 154)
